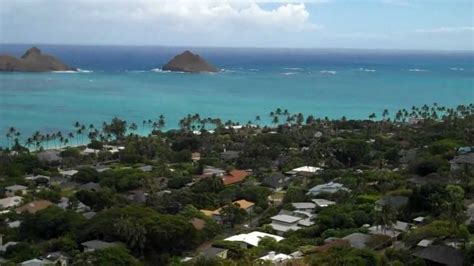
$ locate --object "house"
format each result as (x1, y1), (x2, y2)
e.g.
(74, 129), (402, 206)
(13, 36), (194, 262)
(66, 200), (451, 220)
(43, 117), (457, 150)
(82, 211), (96, 220)
(125, 188), (148, 203)
(81, 240), (120, 252)
(200, 199), (255, 223)
(200, 247), (228, 259)
(292, 202), (316, 213)
(220, 150), (240, 161)
(417, 239), (434, 247)
(79, 182), (101, 192)
(190, 218), (206, 230)
(342, 233), (372, 249)
(312, 198), (336, 208)
(450, 153), (474, 172)
(413, 245), (465, 266)
(408, 173), (458, 186)
(21, 253), (70, 266)
(57, 197), (89, 212)
(37, 150), (62, 163)
(234, 199), (255, 214)
(307, 182), (349, 196)
(0, 196), (23, 209)
(269, 210), (315, 235)
(4, 184), (28, 196)
(94, 165), (110, 173)
(137, 165), (153, 172)
(457, 146), (474, 154)
(258, 251), (292, 265)
(375, 196), (408, 210)
(368, 221), (409, 238)
(81, 148), (100, 155)
(291, 166), (322, 176)
(224, 231), (284, 248)
(16, 200), (53, 214)
(19, 259), (50, 266)
(7, 220), (21, 228)
(314, 239), (350, 252)
(221, 170), (249, 186)
(262, 172), (292, 190)
(25, 175), (51, 186)
(270, 214), (303, 235)
(58, 169), (78, 177)
(0, 234), (18, 252)
(191, 152), (201, 162)
(202, 166), (226, 177)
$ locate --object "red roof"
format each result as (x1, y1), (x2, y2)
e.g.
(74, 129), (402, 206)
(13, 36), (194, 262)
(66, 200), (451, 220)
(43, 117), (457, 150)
(222, 170), (249, 186)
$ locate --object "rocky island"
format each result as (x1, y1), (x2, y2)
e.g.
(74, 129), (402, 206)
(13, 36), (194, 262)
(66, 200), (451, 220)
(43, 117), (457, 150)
(0, 47), (75, 72)
(162, 50), (218, 73)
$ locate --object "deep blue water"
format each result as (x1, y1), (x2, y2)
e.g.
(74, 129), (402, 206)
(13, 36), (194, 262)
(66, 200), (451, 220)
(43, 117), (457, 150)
(0, 44), (473, 146)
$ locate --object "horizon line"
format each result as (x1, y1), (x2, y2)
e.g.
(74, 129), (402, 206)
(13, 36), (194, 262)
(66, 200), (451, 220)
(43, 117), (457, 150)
(1, 42), (473, 54)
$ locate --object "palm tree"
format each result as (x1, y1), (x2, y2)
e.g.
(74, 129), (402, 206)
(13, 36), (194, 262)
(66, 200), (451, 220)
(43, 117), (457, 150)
(272, 116), (279, 127)
(374, 204), (397, 238)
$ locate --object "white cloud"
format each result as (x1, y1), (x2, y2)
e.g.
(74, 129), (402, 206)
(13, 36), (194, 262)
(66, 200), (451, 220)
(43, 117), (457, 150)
(413, 26), (474, 33)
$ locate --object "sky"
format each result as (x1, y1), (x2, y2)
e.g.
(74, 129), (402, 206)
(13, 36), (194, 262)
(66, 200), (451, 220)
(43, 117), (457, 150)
(0, 0), (473, 50)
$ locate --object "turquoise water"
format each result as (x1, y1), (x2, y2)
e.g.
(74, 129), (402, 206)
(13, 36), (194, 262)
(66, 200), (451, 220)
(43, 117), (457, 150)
(0, 44), (473, 146)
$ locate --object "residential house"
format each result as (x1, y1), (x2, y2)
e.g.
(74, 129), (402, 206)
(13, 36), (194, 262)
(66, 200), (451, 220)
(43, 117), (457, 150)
(314, 239), (350, 252)
(190, 218), (206, 230)
(262, 172), (292, 191)
(5, 184), (28, 196)
(0, 196), (23, 209)
(224, 231), (284, 248)
(307, 182), (349, 196)
(81, 148), (100, 155)
(413, 245), (465, 266)
(94, 165), (110, 173)
(0, 234), (18, 252)
(200, 247), (228, 259)
(291, 202), (316, 213)
(457, 146), (474, 154)
(200, 199), (255, 223)
(37, 150), (62, 163)
(291, 166), (322, 176)
(81, 240), (120, 252)
(79, 182), (101, 192)
(450, 153), (474, 172)
(408, 173), (458, 186)
(258, 251), (292, 265)
(137, 165), (153, 172)
(220, 150), (240, 161)
(202, 166), (226, 177)
(368, 220), (410, 238)
(375, 196), (409, 211)
(191, 152), (201, 162)
(25, 175), (51, 187)
(82, 211), (96, 220)
(312, 198), (336, 208)
(269, 210), (315, 235)
(57, 197), (89, 212)
(58, 169), (78, 178)
(221, 170), (249, 186)
(342, 233), (373, 249)
(16, 200), (53, 214)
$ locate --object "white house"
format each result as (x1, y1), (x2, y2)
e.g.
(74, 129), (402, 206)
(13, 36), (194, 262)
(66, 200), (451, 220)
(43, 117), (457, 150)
(307, 182), (349, 196)
(4, 185), (28, 196)
(258, 251), (292, 265)
(291, 202), (316, 212)
(59, 169), (78, 177)
(0, 196), (23, 209)
(270, 211), (315, 235)
(224, 231), (283, 248)
(312, 198), (336, 208)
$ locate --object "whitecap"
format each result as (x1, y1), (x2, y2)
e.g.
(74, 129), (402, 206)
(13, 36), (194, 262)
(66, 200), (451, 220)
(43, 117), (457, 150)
(51, 68), (93, 74)
(77, 68), (93, 73)
(449, 67), (464, 71)
(283, 72), (297, 76)
(358, 68), (376, 72)
(151, 68), (172, 73)
(284, 67), (303, 71)
(408, 68), (428, 72)
(320, 70), (337, 75)
(127, 70), (147, 73)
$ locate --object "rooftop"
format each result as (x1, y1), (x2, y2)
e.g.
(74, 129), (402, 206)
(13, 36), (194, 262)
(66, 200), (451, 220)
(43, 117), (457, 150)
(224, 231), (283, 247)
(222, 170), (249, 186)
(271, 214), (302, 224)
(81, 240), (120, 250)
(16, 200), (53, 214)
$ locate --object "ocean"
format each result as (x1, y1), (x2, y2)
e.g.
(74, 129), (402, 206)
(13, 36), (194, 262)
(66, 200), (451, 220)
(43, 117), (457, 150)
(0, 44), (473, 146)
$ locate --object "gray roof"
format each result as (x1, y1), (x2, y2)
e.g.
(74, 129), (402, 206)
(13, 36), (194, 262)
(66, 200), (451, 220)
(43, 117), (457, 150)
(271, 214), (301, 224)
(5, 184), (28, 191)
(79, 182), (101, 191)
(342, 233), (371, 249)
(81, 240), (119, 250)
(220, 150), (240, 161)
(201, 247), (228, 258)
(262, 173), (291, 189)
(37, 150), (61, 162)
(451, 153), (474, 164)
(413, 245), (465, 266)
(376, 196), (408, 209)
(138, 165), (153, 172)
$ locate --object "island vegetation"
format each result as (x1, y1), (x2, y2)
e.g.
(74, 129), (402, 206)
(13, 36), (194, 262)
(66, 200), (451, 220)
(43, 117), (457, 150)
(0, 103), (473, 265)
